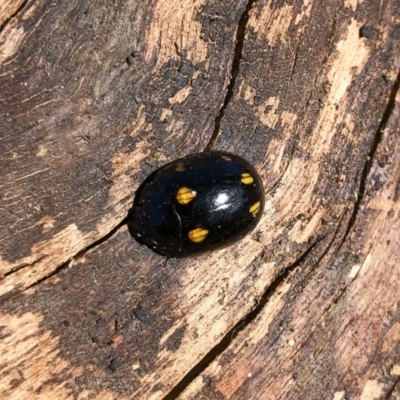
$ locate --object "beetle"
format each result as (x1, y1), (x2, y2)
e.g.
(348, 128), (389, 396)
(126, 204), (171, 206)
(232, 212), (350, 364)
(128, 151), (265, 257)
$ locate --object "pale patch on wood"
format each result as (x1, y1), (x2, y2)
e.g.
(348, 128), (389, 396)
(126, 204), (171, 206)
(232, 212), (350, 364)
(0, 311), (82, 398)
(169, 86), (193, 104)
(0, 0), (42, 63)
(391, 364), (400, 376)
(332, 391), (346, 400)
(39, 215), (56, 233)
(262, 199), (277, 219)
(238, 20), (371, 258)
(257, 96), (280, 128)
(360, 379), (385, 400)
(271, 156), (320, 226)
(260, 128), (291, 180)
(280, 111), (297, 129)
(237, 80), (258, 105)
(78, 389), (118, 400)
(242, 83), (257, 104)
(292, 210), (323, 244)
(301, 19), (370, 161)
(287, 338), (295, 347)
(0, 223), (84, 295)
(344, 0), (360, 11)
(381, 322), (400, 354)
(160, 108), (173, 121)
(144, 0), (208, 67)
(148, 391), (164, 400)
(35, 144), (48, 158)
(383, 57), (400, 83)
(327, 20), (369, 106)
(106, 105), (151, 219)
(0, 25), (25, 63)
(159, 323), (185, 346)
(250, 5), (293, 46)
(295, 0), (312, 25)
(247, 280), (291, 346)
(368, 197), (398, 213)
(132, 362), (141, 371)
(357, 253), (372, 277)
(163, 119), (189, 140)
(239, 83), (296, 130)
(348, 263), (362, 279)
(0, 0), (25, 27)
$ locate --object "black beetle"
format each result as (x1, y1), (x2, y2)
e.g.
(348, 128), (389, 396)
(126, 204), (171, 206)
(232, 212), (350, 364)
(128, 151), (265, 257)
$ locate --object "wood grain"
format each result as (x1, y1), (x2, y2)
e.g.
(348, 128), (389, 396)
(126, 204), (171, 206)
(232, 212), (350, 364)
(179, 93), (400, 399)
(0, 0), (399, 399)
(0, 0), (247, 299)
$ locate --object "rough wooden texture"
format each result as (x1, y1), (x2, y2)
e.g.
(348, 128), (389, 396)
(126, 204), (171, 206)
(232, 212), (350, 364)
(0, 0), (399, 399)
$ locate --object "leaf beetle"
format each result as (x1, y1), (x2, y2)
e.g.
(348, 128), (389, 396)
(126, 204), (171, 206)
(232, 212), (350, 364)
(128, 151), (265, 257)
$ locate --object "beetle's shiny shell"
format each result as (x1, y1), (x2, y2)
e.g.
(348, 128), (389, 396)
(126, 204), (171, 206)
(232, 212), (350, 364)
(129, 151), (265, 257)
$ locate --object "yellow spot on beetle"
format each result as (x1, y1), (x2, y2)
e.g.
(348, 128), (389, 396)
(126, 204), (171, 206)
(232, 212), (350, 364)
(221, 155), (232, 161)
(249, 201), (261, 216)
(175, 165), (185, 172)
(176, 186), (197, 204)
(241, 172), (254, 185)
(188, 228), (209, 243)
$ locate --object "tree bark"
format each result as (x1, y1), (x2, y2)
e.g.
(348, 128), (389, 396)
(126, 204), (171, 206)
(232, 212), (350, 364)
(0, 0), (399, 399)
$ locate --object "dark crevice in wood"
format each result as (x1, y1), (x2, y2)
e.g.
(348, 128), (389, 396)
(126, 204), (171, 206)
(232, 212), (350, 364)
(287, 221), (358, 361)
(279, 213), (353, 362)
(341, 68), (400, 245)
(3, 255), (45, 278)
(286, 32), (303, 92)
(164, 202), (353, 399)
(0, 0), (29, 33)
(204, 0), (256, 151)
(163, 238), (323, 400)
(5, 218), (128, 301)
(75, 217), (128, 260)
(385, 376), (400, 399)
(21, 258), (72, 295)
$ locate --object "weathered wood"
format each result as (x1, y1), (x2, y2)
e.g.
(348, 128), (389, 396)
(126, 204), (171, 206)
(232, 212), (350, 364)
(0, 0), (247, 299)
(179, 95), (400, 399)
(1, 0), (399, 399)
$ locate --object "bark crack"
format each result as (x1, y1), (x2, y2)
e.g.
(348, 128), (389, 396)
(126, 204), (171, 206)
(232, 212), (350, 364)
(386, 375), (400, 399)
(204, 0), (256, 151)
(164, 200), (353, 398)
(286, 32), (303, 93)
(163, 237), (323, 400)
(0, 0), (29, 33)
(1, 218), (128, 304)
(340, 68), (400, 246)
(3, 0), (256, 297)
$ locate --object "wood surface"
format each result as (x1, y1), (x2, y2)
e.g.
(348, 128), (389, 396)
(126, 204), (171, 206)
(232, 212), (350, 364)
(1, 0), (399, 399)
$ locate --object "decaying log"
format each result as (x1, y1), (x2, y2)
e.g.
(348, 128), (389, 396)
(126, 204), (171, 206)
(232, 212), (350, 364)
(0, 0), (399, 399)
